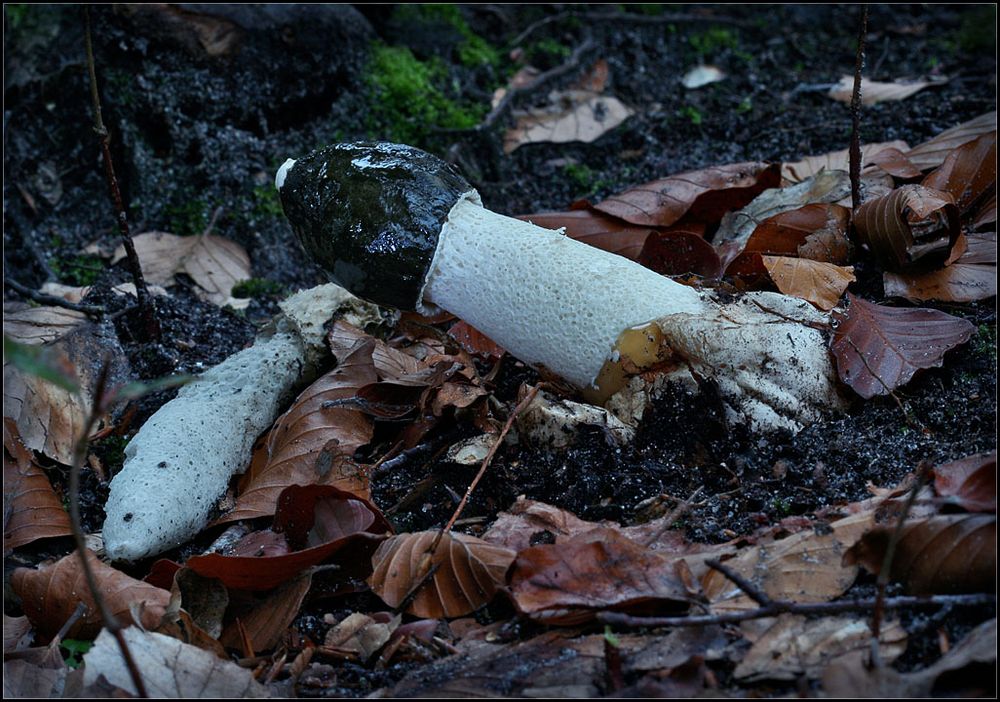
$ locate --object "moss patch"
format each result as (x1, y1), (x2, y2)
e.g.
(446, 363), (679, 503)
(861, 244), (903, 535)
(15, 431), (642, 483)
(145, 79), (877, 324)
(50, 253), (105, 286)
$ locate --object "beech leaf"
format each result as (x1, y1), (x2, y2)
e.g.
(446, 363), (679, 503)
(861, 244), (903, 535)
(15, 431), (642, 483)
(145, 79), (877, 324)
(883, 231), (997, 303)
(853, 184), (960, 271)
(843, 514), (996, 594)
(368, 530), (515, 619)
(11, 549), (170, 641)
(760, 256), (855, 311)
(827, 75), (947, 105)
(594, 162), (781, 227)
(921, 131), (997, 216)
(2, 303), (88, 346)
(905, 111), (998, 171)
(782, 141), (910, 184)
(515, 208), (655, 260)
(830, 294), (975, 399)
(933, 452), (997, 513)
(3, 419), (72, 551)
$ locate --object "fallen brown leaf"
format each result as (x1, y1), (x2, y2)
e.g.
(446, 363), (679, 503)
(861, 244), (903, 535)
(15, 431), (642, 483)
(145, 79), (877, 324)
(830, 294), (975, 399)
(844, 513), (996, 594)
(220, 573), (314, 653)
(922, 130), (997, 216)
(905, 111), (997, 171)
(368, 530), (514, 619)
(761, 256), (855, 311)
(515, 207), (656, 260)
(2, 303), (88, 346)
(11, 549), (170, 641)
(828, 75), (947, 105)
(933, 451), (997, 513)
(883, 231), (997, 303)
(3, 419), (72, 551)
(782, 141), (911, 183)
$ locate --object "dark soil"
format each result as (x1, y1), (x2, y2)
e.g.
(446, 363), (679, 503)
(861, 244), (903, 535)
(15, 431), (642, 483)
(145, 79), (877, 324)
(3, 3), (996, 697)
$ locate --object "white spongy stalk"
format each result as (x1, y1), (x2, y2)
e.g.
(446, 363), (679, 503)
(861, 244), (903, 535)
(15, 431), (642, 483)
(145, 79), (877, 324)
(103, 332), (305, 561)
(420, 193), (708, 390)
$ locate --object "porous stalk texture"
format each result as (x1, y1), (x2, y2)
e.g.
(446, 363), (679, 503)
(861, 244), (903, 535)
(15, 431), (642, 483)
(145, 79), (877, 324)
(421, 194), (707, 390)
(103, 332), (304, 561)
(103, 283), (383, 561)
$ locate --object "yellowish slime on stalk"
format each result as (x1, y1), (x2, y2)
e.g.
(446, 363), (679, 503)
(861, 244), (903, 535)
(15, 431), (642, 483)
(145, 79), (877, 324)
(585, 322), (672, 405)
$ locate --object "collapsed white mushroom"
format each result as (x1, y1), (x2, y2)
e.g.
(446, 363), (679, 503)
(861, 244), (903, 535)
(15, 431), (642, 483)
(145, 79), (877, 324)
(278, 142), (845, 434)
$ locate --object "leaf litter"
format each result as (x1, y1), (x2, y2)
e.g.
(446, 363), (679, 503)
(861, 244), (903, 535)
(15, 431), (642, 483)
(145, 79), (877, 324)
(4, 87), (996, 701)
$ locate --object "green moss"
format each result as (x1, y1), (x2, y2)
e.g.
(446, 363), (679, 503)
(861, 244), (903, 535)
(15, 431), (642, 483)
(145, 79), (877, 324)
(736, 97), (753, 114)
(93, 435), (130, 477)
(231, 277), (286, 300)
(563, 163), (595, 190)
(365, 42), (484, 144)
(528, 37), (572, 66)
(165, 198), (211, 237)
(956, 6), (996, 53)
(391, 5), (501, 69)
(689, 26), (739, 56)
(50, 253), (104, 286)
(60, 639), (93, 669)
(4, 4), (29, 29)
(678, 105), (704, 126)
(973, 323), (997, 365)
(252, 183), (283, 219)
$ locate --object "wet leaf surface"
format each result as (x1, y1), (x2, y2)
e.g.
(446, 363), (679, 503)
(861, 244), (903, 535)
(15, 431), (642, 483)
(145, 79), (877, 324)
(883, 230), (997, 303)
(932, 451), (996, 512)
(515, 207), (655, 260)
(921, 130), (997, 216)
(905, 111), (998, 171)
(830, 294), (975, 399)
(760, 256), (855, 310)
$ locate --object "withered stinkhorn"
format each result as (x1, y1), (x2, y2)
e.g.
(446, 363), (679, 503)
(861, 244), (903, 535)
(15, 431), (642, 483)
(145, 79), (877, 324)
(277, 142), (844, 433)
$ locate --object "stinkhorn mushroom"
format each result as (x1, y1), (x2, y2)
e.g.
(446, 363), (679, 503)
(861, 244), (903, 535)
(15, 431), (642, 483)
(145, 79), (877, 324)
(277, 142), (845, 431)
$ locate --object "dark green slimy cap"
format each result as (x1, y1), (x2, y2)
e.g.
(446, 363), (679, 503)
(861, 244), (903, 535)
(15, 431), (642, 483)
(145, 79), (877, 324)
(277, 142), (472, 311)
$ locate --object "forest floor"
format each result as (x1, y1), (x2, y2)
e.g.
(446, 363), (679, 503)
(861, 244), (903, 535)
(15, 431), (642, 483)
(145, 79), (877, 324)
(3, 4), (997, 698)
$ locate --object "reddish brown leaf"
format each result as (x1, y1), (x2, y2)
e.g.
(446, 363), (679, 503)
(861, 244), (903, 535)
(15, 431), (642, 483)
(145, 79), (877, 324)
(782, 141), (911, 183)
(219, 573), (313, 652)
(11, 549), (170, 640)
(594, 162), (781, 227)
(726, 204), (850, 278)
(867, 147), (924, 179)
(883, 231), (997, 303)
(448, 321), (505, 360)
(972, 192), (997, 230)
(508, 528), (690, 625)
(217, 339), (376, 523)
(854, 184), (961, 271)
(905, 112), (998, 171)
(189, 485), (390, 591)
(515, 208), (654, 260)
(637, 228), (722, 278)
(368, 530), (514, 619)
(3, 419), (72, 551)
(843, 514), (996, 594)
(933, 452), (997, 513)
(761, 256), (855, 311)
(921, 131), (997, 216)
(830, 294), (975, 399)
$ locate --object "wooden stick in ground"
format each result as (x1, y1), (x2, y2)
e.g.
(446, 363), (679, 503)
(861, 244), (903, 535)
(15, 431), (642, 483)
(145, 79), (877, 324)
(83, 7), (159, 341)
(68, 358), (149, 698)
(848, 4), (870, 218)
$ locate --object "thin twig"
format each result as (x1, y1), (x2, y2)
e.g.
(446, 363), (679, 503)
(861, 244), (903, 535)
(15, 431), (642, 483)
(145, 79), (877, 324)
(597, 593), (996, 629)
(68, 358), (148, 697)
(706, 559), (772, 607)
(642, 486), (704, 547)
(848, 4), (869, 218)
(83, 7), (159, 341)
(4, 276), (105, 316)
(870, 460), (932, 668)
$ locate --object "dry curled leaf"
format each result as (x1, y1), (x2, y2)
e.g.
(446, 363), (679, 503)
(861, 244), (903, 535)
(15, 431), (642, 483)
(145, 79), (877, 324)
(782, 141), (911, 184)
(509, 528), (690, 625)
(760, 256), (855, 311)
(921, 131), (997, 216)
(843, 513), (996, 594)
(3, 419), (72, 551)
(883, 230), (997, 302)
(853, 184), (960, 271)
(11, 549), (170, 641)
(828, 75), (947, 105)
(830, 294), (975, 399)
(905, 111), (998, 171)
(2, 303), (88, 346)
(933, 452), (997, 513)
(595, 162), (781, 228)
(219, 573), (314, 652)
(368, 530), (515, 619)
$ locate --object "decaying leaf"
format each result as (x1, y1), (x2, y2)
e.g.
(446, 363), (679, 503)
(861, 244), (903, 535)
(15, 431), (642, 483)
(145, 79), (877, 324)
(11, 549), (170, 641)
(830, 294), (975, 399)
(921, 131), (997, 215)
(827, 74), (947, 105)
(515, 207), (655, 260)
(323, 612), (401, 662)
(853, 184), (960, 271)
(905, 111), (997, 171)
(734, 613), (907, 681)
(638, 228), (723, 279)
(218, 339), (376, 523)
(82, 627), (268, 697)
(112, 231), (251, 307)
(844, 513), (996, 594)
(448, 321), (505, 360)
(220, 573), (314, 653)
(702, 512), (873, 613)
(782, 141), (911, 183)
(681, 64), (725, 89)
(933, 451), (996, 513)
(191, 485), (390, 591)
(368, 530), (514, 619)
(2, 303), (88, 346)
(3, 419), (72, 551)
(509, 528), (690, 625)
(714, 170), (851, 249)
(595, 162), (781, 228)
(760, 256), (855, 311)
(884, 231), (997, 302)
